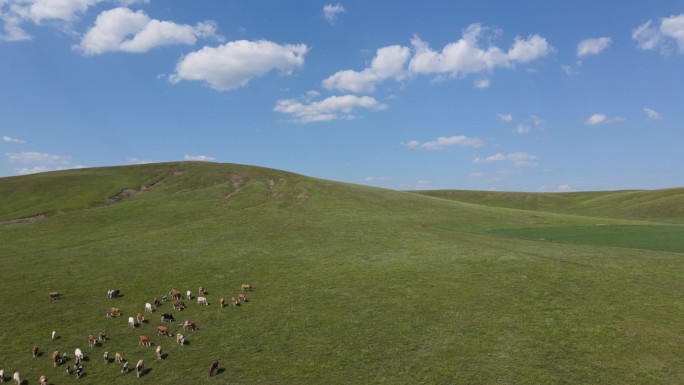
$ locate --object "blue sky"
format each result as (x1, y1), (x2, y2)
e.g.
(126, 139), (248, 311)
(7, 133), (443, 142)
(1, 1), (683, 192)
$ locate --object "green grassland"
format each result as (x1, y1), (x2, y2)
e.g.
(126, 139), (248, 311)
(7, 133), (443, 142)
(0, 162), (682, 384)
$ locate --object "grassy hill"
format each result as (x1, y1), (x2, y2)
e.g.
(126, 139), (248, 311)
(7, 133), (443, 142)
(0, 162), (682, 384)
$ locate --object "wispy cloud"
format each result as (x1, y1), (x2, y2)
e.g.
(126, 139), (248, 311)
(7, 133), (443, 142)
(644, 107), (663, 120)
(497, 113), (513, 122)
(6, 150), (84, 175)
(274, 94), (386, 124)
(2, 135), (25, 144)
(474, 78), (490, 89)
(474, 152), (538, 168)
(539, 184), (575, 192)
(577, 37), (612, 57)
(323, 3), (345, 25)
(633, 13), (684, 55)
(404, 135), (485, 150)
(170, 40), (308, 91)
(364, 176), (392, 182)
(585, 113), (625, 125)
(184, 154), (215, 161)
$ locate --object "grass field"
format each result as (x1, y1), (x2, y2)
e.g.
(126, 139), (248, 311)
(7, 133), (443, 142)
(0, 162), (682, 384)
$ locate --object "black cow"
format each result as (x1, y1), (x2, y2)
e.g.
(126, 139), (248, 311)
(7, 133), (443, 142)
(160, 313), (175, 322)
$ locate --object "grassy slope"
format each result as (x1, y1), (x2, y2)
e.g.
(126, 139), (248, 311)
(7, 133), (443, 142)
(0, 162), (682, 385)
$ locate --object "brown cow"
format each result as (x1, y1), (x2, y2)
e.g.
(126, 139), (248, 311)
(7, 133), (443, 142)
(155, 345), (163, 360)
(169, 290), (182, 300)
(220, 297), (225, 308)
(231, 296), (240, 307)
(136, 312), (145, 324)
(138, 335), (152, 346)
(241, 284), (253, 292)
(98, 332), (109, 341)
(153, 297), (161, 306)
(52, 351), (61, 367)
(199, 286), (207, 295)
(181, 320), (197, 331)
(115, 352), (124, 363)
(87, 335), (97, 347)
(106, 307), (121, 317)
(32, 345), (39, 358)
(239, 293), (247, 302)
(172, 301), (185, 310)
(176, 333), (185, 345)
(39, 375), (47, 385)
(49, 291), (61, 300)
(135, 359), (144, 377)
(209, 360), (218, 376)
(157, 326), (171, 337)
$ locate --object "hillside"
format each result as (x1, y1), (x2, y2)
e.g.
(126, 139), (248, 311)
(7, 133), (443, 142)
(0, 162), (682, 385)
(413, 188), (684, 224)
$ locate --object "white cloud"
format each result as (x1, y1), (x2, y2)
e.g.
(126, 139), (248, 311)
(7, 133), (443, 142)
(470, 172), (484, 177)
(170, 40), (308, 91)
(514, 124), (530, 134)
(76, 7), (218, 55)
(474, 152), (537, 168)
(529, 115), (544, 126)
(561, 65), (577, 75)
(322, 45), (411, 93)
(633, 14), (684, 55)
(404, 135), (485, 150)
(323, 3), (345, 24)
(184, 154), (215, 161)
(2, 135), (25, 143)
(497, 113), (513, 122)
(577, 37), (612, 57)
(409, 24), (553, 78)
(539, 184), (575, 192)
(364, 176), (392, 182)
(585, 113), (625, 125)
(16, 164), (85, 175)
(274, 94), (386, 124)
(644, 107), (663, 120)
(6, 151), (71, 164)
(126, 157), (156, 165)
(474, 78), (490, 88)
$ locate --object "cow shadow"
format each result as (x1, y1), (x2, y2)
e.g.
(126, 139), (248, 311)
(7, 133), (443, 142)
(36, 351), (44, 357)
(52, 336), (61, 341)
(140, 368), (152, 377)
(217, 368), (226, 375)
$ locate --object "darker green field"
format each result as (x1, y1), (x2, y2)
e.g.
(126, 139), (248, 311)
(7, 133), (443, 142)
(0, 162), (682, 384)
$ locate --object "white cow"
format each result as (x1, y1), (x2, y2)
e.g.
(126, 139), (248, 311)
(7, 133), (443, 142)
(128, 316), (136, 327)
(186, 290), (192, 300)
(12, 372), (20, 385)
(0, 369), (3, 382)
(197, 296), (208, 305)
(51, 330), (56, 340)
(145, 302), (153, 313)
(74, 348), (84, 361)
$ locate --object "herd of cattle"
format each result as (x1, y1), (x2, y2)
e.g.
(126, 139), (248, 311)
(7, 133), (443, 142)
(1, 284), (253, 384)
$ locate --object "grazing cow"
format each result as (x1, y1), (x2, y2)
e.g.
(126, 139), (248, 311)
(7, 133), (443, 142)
(239, 293), (247, 302)
(145, 303), (153, 313)
(197, 296), (208, 306)
(155, 346), (162, 360)
(157, 326), (171, 337)
(65, 365), (71, 375)
(103, 351), (109, 363)
(107, 289), (120, 298)
(153, 297), (161, 306)
(169, 290), (182, 300)
(220, 298), (225, 308)
(176, 333), (185, 345)
(241, 284), (253, 292)
(51, 330), (56, 340)
(32, 345), (39, 358)
(115, 353), (124, 363)
(209, 360), (218, 376)
(52, 351), (61, 367)
(0, 369), (4, 382)
(138, 335), (152, 346)
(135, 360), (144, 378)
(172, 301), (185, 311)
(88, 335), (97, 347)
(128, 316), (136, 327)
(49, 291), (61, 300)
(199, 287), (207, 295)
(39, 375), (47, 385)
(181, 320), (198, 331)
(75, 365), (83, 379)
(231, 296), (240, 307)
(12, 372), (20, 385)
(160, 313), (175, 322)
(186, 290), (192, 300)
(98, 332), (108, 341)
(161, 295), (168, 302)
(121, 361), (129, 374)
(137, 312), (145, 324)
(106, 307), (121, 317)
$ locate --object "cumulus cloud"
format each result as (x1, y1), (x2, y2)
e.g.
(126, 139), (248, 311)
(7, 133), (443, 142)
(473, 78), (490, 88)
(274, 94), (386, 124)
(184, 154), (215, 161)
(322, 45), (411, 93)
(2, 135), (25, 143)
(577, 37), (612, 57)
(404, 135), (485, 150)
(75, 7), (218, 55)
(0, 0), (148, 41)
(170, 40), (308, 91)
(323, 3), (345, 24)
(633, 14), (684, 55)
(474, 152), (537, 168)
(409, 24), (553, 78)
(644, 107), (663, 120)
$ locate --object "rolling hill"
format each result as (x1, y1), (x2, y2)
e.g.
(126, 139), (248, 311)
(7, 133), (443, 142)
(0, 162), (682, 384)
